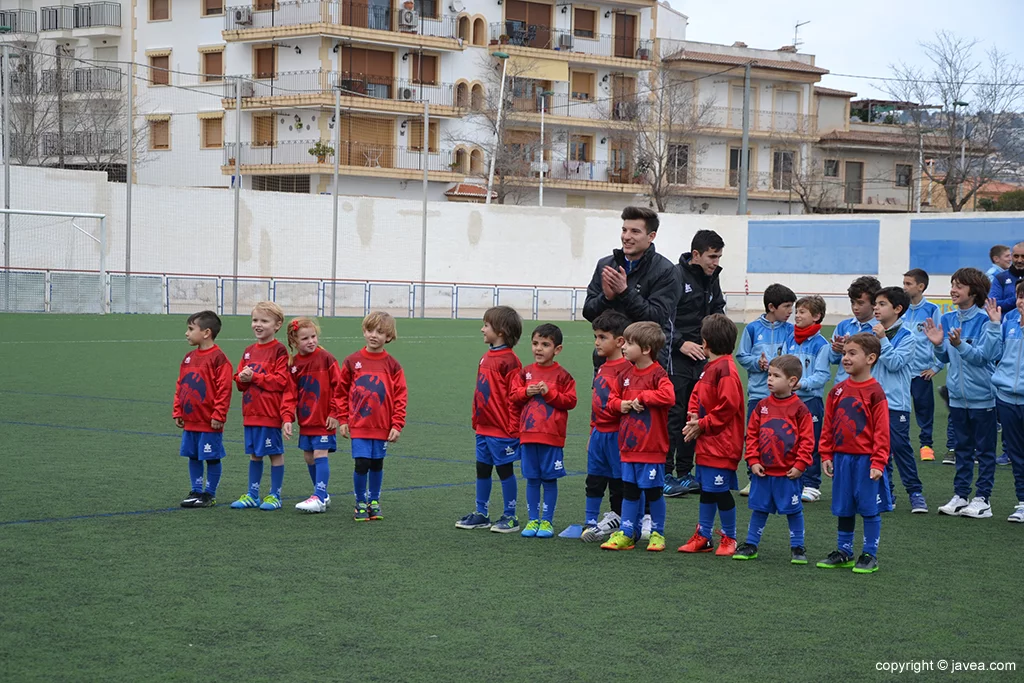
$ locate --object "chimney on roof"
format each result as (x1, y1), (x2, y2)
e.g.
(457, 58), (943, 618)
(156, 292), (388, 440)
(732, 41), (747, 48)
(778, 45), (797, 53)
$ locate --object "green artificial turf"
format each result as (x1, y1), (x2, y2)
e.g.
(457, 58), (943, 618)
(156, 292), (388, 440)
(0, 314), (1020, 682)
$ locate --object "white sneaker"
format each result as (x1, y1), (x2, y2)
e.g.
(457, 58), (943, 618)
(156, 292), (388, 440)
(295, 495), (327, 513)
(938, 495), (969, 516)
(640, 514), (653, 541)
(324, 494), (331, 508)
(1007, 503), (1024, 523)
(801, 487), (821, 502)
(597, 511), (621, 532)
(960, 496), (993, 519)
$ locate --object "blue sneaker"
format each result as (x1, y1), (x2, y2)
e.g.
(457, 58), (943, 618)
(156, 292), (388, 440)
(997, 454), (1011, 466)
(662, 474), (678, 494)
(455, 511), (491, 530)
(259, 494), (282, 510)
(230, 493), (260, 509)
(666, 472), (700, 498)
(909, 492), (928, 514)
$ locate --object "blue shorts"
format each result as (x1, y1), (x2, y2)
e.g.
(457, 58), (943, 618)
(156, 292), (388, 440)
(180, 430), (226, 461)
(298, 434), (337, 453)
(475, 435), (520, 466)
(748, 474), (803, 515)
(621, 462), (664, 489)
(587, 429), (621, 478)
(244, 426), (284, 457)
(831, 453), (893, 517)
(520, 444), (566, 480)
(352, 438), (387, 460)
(697, 466), (738, 493)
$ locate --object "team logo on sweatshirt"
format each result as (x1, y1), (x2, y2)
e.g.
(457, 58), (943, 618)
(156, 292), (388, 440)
(352, 375), (388, 418)
(758, 418), (796, 467)
(177, 372), (208, 416)
(833, 396), (868, 447)
(297, 376), (322, 419)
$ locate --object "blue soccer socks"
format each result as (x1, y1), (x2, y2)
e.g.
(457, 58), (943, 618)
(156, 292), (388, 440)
(500, 474), (518, 518)
(269, 464), (284, 501)
(541, 480), (558, 523)
(584, 496), (602, 526)
(720, 505), (737, 539)
(307, 463), (317, 487)
(788, 512), (805, 548)
(188, 458), (204, 493)
(620, 497), (640, 538)
(247, 459), (264, 500)
(313, 457), (330, 501)
(698, 502), (716, 538)
(205, 460), (222, 495)
(649, 494), (666, 534)
(475, 477), (492, 515)
(838, 516), (856, 557)
(863, 515), (881, 556)
(353, 470), (368, 504)
(368, 468), (383, 503)
(526, 479), (542, 521)
(746, 510), (770, 546)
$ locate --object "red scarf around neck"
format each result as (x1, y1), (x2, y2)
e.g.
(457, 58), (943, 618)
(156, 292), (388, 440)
(794, 323), (822, 345)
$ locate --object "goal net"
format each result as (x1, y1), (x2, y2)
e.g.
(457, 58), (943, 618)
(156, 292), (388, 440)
(0, 208), (107, 314)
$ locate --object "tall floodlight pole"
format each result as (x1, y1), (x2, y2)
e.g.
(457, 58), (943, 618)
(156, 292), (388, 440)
(485, 52), (509, 205)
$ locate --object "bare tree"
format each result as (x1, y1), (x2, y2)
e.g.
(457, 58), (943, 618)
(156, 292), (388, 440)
(886, 31), (1024, 211)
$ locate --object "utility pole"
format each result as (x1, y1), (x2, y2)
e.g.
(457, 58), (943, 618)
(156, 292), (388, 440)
(231, 76), (242, 315)
(330, 82), (341, 316)
(419, 99), (428, 317)
(737, 62), (751, 215)
(56, 45), (66, 168)
(2, 44), (9, 313)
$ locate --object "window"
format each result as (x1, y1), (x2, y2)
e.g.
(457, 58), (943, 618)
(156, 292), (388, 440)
(255, 0), (276, 9)
(728, 147), (750, 187)
(573, 8), (595, 38)
(202, 51), (223, 82)
(896, 163), (913, 188)
(569, 135), (591, 162)
(254, 47), (276, 79)
(149, 55), (169, 86)
(202, 0), (223, 15)
(414, 0), (438, 18)
(668, 144), (688, 184)
(150, 0), (170, 21)
(410, 120), (439, 152)
(252, 175), (311, 193)
(772, 150), (794, 190)
(824, 159), (839, 178)
(149, 119), (170, 150)
(411, 54), (437, 86)
(201, 117), (223, 149)
(571, 71), (593, 100)
(253, 115), (275, 147)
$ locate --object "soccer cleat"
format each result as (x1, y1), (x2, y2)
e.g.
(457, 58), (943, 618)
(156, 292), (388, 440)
(521, 519), (540, 538)
(646, 531), (666, 552)
(959, 496), (992, 519)
(454, 512), (491, 530)
(942, 450), (956, 465)
(600, 530), (635, 551)
(1007, 503), (1024, 523)
(324, 494), (331, 508)
(230, 494), (260, 509)
(580, 525), (602, 543)
(938, 495), (970, 516)
(536, 520), (554, 538)
(739, 483), (750, 497)
(662, 474), (679, 494)
(490, 514), (520, 533)
(852, 552), (879, 574)
(732, 543), (758, 560)
(791, 546), (808, 565)
(640, 514), (653, 541)
(801, 487), (821, 503)
(678, 526), (713, 553)
(368, 500), (383, 520)
(194, 492), (217, 508)
(666, 473), (700, 497)
(259, 494), (282, 511)
(910, 492), (928, 514)
(816, 550), (855, 569)
(920, 446), (935, 461)
(715, 532), (737, 557)
(181, 491), (203, 508)
(997, 454), (1011, 466)
(353, 502), (369, 521)
(582, 511), (620, 542)
(296, 495), (327, 513)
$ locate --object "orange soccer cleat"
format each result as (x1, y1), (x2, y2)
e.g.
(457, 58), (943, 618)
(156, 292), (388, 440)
(677, 525), (713, 553)
(715, 532), (737, 557)
(920, 446), (935, 461)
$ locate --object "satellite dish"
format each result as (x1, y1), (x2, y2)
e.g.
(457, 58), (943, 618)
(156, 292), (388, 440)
(449, 0), (465, 12)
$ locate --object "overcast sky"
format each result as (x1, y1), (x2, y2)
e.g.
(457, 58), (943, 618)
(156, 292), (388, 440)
(669, 0), (1024, 101)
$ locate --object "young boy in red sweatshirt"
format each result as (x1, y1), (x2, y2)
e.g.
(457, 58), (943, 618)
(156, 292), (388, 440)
(510, 323), (577, 539)
(680, 313), (745, 556)
(734, 355), (815, 564)
(599, 321), (676, 552)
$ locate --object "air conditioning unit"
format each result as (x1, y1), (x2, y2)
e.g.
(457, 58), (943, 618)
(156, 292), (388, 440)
(398, 87), (415, 101)
(240, 81), (255, 98)
(234, 7), (253, 26)
(448, 0), (465, 12)
(398, 9), (418, 28)
(558, 33), (573, 49)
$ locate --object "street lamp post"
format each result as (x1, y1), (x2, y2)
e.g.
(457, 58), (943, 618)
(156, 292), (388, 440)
(953, 100), (969, 207)
(485, 51), (510, 206)
(538, 89), (553, 206)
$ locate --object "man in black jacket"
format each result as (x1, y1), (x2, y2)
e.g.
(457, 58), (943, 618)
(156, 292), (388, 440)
(582, 206), (681, 368)
(664, 229), (726, 497)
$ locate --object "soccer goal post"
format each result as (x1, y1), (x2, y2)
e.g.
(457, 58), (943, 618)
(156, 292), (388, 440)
(0, 208), (108, 314)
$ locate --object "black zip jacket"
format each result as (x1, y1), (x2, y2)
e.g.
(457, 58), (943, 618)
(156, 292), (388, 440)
(669, 253), (725, 377)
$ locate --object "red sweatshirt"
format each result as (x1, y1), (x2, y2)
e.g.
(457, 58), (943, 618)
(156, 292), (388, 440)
(338, 348), (408, 441)
(687, 355), (744, 471)
(591, 356), (631, 433)
(608, 362), (675, 463)
(234, 339), (290, 428)
(473, 347), (522, 439)
(173, 345), (233, 433)
(510, 362), (577, 447)
(281, 347), (343, 437)
(745, 394), (815, 476)
(819, 377), (891, 471)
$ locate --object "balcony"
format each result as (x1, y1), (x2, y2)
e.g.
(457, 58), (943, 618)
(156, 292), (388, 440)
(0, 9), (38, 35)
(506, 92), (638, 128)
(223, 1), (460, 49)
(707, 107), (817, 137)
(41, 67), (123, 94)
(41, 3), (121, 35)
(488, 22), (653, 67)
(42, 131), (124, 157)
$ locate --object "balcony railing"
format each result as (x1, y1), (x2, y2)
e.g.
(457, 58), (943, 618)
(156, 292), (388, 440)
(41, 67), (123, 94)
(42, 3), (121, 30)
(508, 92), (616, 121)
(231, 69), (456, 108)
(225, 139), (454, 172)
(489, 22), (653, 61)
(0, 9), (38, 33)
(42, 131), (123, 157)
(709, 107), (817, 135)
(224, 1), (458, 40)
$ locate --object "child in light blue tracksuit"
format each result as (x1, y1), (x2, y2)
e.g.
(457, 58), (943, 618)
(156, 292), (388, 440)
(902, 269), (944, 461)
(785, 295), (831, 502)
(737, 283), (796, 420)
(990, 280), (1024, 523)
(871, 286), (926, 513)
(830, 276), (880, 383)
(927, 268), (1001, 520)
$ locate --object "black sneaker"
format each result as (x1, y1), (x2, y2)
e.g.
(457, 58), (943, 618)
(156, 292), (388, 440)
(852, 552), (879, 574)
(816, 550), (855, 569)
(181, 491), (203, 507)
(791, 546), (808, 565)
(732, 543), (758, 560)
(942, 450), (956, 465)
(193, 492), (217, 508)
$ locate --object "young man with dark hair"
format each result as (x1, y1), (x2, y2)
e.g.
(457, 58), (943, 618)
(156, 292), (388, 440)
(902, 269), (943, 461)
(582, 206), (681, 369)
(990, 242), (1024, 314)
(830, 276), (882, 384)
(664, 229), (726, 497)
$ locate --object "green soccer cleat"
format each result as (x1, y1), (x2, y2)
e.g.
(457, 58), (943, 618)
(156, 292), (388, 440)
(230, 494), (260, 509)
(732, 543), (759, 560)
(368, 501), (383, 520)
(852, 553), (879, 574)
(259, 495), (282, 511)
(816, 550), (855, 569)
(536, 520), (554, 538)
(646, 531), (666, 552)
(791, 546), (808, 565)
(521, 519), (540, 537)
(353, 502), (369, 522)
(601, 530), (636, 551)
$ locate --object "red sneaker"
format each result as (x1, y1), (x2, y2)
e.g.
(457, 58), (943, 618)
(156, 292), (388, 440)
(677, 525), (713, 553)
(715, 532), (737, 557)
